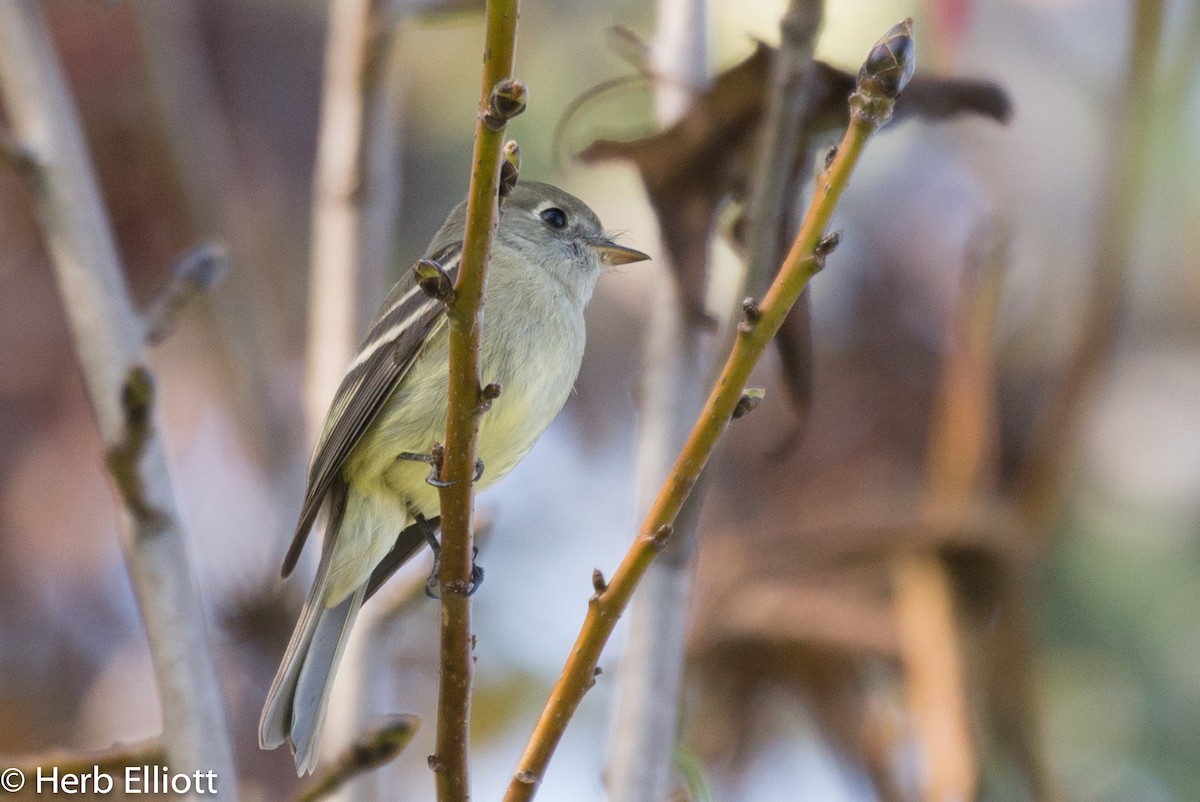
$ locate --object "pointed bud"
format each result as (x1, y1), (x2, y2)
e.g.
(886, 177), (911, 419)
(850, 19), (916, 127)
(499, 140), (521, 200)
(859, 18), (915, 99)
(738, 297), (763, 333)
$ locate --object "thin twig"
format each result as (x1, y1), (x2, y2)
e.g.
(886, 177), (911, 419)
(133, 0), (299, 479)
(0, 1), (237, 794)
(503, 20), (915, 802)
(8, 739), (165, 780)
(306, 0), (406, 445)
(739, 0), (823, 299)
(432, 2), (521, 800)
(298, 716), (420, 802)
(144, 242), (230, 346)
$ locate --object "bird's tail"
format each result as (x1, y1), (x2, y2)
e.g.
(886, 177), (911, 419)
(259, 558), (365, 774)
(260, 489), (364, 776)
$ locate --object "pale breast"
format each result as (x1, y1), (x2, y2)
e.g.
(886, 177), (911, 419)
(475, 273), (586, 484)
(352, 266), (587, 518)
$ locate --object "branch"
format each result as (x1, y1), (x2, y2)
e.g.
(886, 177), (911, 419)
(132, 0), (300, 478)
(0, 0), (237, 793)
(9, 739), (164, 781)
(606, 1), (709, 799)
(306, 0), (406, 445)
(432, 1), (522, 800)
(1015, 0), (1163, 526)
(298, 716), (419, 802)
(740, 0), (823, 299)
(735, 0), (824, 432)
(144, 242), (229, 346)
(503, 19), (916, 802)
(892, 221), (1008, 801)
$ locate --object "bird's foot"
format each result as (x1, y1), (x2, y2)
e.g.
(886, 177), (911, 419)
(398, 450), (484, 488)
(424, 546), (484, 599)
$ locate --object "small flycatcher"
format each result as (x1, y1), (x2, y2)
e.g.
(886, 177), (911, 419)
(260, 181), (649, 774)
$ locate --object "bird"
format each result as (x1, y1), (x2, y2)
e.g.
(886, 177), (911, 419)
(259, 180), (650, 774)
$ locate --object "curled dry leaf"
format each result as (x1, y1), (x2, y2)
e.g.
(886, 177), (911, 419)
(580, 43), (1011, 410)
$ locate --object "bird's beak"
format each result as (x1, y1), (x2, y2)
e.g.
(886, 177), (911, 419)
(588, 238), (651, 266)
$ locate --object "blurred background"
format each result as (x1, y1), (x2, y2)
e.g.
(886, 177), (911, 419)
(1, 0), (1199, 800)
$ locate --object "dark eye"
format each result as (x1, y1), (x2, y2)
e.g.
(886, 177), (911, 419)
(539, 207), (567, 230)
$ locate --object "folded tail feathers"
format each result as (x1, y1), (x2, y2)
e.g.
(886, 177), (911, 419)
(261, 488), (432, 775)
(290, 585), (366, 775)
(258, 561), (367, 775)
(261, 482), (362, 775)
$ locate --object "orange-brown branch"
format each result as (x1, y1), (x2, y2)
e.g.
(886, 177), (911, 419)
(433, 2), (521, 800)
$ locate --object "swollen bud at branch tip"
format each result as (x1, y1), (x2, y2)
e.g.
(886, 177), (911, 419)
(859, 18), (915, 99)
(850, 19), (915, 126)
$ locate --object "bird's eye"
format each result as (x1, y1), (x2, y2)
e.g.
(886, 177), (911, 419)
(539, 207), (567, 230)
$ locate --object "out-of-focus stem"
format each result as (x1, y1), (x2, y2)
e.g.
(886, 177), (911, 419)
(0, 2), (237, 796)
(306, 0), (404, 445)
(893, 223), (1006, 802)
(133, 0), (299, 480)
(740, 0), (822, 299)
(606, 1), (708, 800)
(299, 716), (420, 802)
(1016, 0), (1163, 527)
(891, 555), (974, 801)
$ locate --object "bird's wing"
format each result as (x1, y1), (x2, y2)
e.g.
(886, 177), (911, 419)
(281, 243), (461, 577)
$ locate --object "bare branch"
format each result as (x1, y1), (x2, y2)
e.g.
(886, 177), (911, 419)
(891, 220), (1010, 801)
(9, 739), (165, 780)
(306, 0), (408, 445)
(298, 716), (420, 802)
(432, 1), (521, 800)
(132, 0), (300, 478)
(144, 242), (229, 346)
(741, 0), (823, 299)
(605, 2), (710, 798)
(610, 4), (821, 799)
(504, 20), (915, 802)
(0, 0), (236, 792)
(299, 0), (413, 785)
